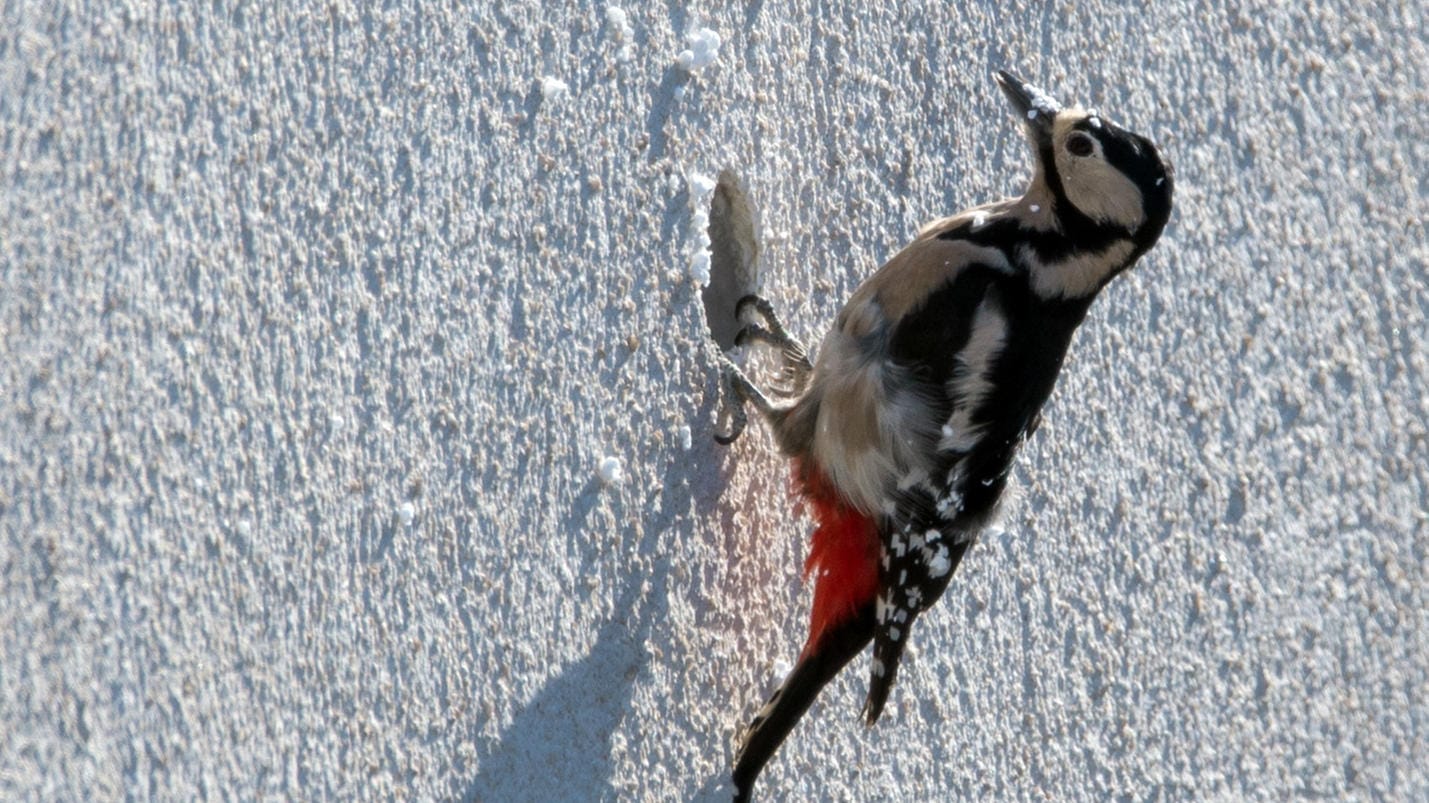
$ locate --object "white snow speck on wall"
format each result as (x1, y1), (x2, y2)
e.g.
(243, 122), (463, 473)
(688, 172), (717, 201)
(605, 6), (634, 63)
(540, 76), (569, 102)
(686, 171), (718, 286)
(598, 456), (624, 486)
(398, 502), (416, 527)
(676, 24), (720, 72)
(688, 251), (711, 286)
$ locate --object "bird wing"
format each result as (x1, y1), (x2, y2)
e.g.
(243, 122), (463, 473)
(856, 243), (1019, 724)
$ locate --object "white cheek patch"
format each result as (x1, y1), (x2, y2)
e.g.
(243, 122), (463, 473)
(1052, 113), (1147, 231)
(1062, 160), (1146, 229)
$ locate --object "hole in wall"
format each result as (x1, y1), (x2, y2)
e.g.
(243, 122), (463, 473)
(702, 169), (760, 351)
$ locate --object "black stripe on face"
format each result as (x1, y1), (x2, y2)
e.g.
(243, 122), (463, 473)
(1096, 124), (1161, 195)
(1087, 121), (1175, 253)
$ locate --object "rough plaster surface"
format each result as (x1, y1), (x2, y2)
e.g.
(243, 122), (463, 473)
(2, 2), (1425, 800)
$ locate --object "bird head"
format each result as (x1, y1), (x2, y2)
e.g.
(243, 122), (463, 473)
(994, 69), (1174, 258)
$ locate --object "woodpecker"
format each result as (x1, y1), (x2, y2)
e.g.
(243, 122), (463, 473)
(715, 70), (1174, 800)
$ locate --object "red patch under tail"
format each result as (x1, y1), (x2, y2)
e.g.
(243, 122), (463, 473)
(794, 461), (880, 659)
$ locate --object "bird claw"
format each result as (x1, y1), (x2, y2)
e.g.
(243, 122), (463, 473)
(714, 359), (750, 445)
(733, 293), (769, 323)
(736, 295), (802, 350)
(715, 295), (807, 443)
(731, 295), (813, 394)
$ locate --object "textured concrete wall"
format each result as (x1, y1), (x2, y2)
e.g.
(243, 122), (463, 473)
(2, 2), (1425, 799)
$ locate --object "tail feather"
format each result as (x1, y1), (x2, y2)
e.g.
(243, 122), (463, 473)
(860, 611), (915, 726)
(732, 606), (875, 802)
(863, 537), (971, 725)
(731, 461), (882, 800)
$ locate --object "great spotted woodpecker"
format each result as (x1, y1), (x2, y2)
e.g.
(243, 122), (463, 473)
(715, 70), (1174, 800)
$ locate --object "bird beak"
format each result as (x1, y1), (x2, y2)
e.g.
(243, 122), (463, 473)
(994, 70), (1060, 144)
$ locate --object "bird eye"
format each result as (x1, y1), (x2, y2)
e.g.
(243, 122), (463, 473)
(1067, 133), (1095, 157)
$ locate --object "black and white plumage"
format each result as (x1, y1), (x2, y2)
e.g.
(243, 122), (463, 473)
(716, 70), (1174, 801)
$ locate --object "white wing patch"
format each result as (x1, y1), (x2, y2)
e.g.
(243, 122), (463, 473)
(938, 297), (1009, 453)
